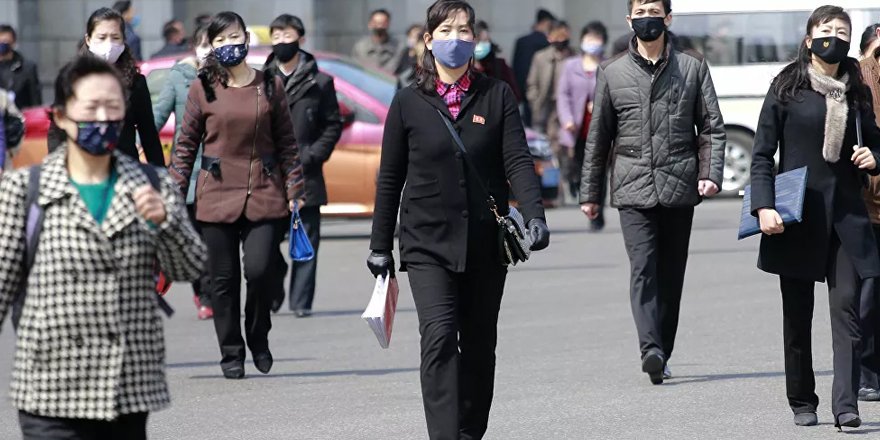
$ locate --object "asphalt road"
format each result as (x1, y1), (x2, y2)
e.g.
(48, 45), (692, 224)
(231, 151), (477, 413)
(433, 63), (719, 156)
(2, 200), (880, 439)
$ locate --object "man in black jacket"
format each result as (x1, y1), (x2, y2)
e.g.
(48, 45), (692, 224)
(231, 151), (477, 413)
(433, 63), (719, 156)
(580, 0), (726, 385)
(0, 24), (41, 109)
(265, 14), (343, 317)
(512, 9), (555, 127)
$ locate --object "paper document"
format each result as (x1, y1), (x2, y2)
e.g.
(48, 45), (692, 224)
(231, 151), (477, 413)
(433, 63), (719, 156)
(361, 274), (399, 349)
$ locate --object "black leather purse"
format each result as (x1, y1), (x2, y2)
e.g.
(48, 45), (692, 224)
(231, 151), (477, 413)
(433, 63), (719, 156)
(437, 110), (531, 266)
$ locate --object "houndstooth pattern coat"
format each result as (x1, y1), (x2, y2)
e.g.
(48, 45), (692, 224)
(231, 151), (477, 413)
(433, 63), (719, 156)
(0, 147), (207, 420)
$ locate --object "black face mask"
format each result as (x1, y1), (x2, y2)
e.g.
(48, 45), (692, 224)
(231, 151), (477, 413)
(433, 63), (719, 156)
(810, 36), (850, 65)
(552, 40), (570, 51)
(632, 16), (667, 42)
(372, 28), (388, 38)
(273, 41), (300, 63)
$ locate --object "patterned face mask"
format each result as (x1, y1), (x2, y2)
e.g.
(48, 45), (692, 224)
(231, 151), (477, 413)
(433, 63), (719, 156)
(214, 43), (249, 67)
(69, 120), (124, 156)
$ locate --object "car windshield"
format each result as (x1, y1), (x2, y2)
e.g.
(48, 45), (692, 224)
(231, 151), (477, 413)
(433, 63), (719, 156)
(316, 57), (397, 106)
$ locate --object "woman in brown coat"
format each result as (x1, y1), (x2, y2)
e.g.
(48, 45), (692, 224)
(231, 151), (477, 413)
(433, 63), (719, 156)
(170, 11), (304, 379)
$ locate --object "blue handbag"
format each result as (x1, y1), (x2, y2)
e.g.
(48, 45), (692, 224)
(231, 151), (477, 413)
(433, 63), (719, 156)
(289, 202), (316, 262)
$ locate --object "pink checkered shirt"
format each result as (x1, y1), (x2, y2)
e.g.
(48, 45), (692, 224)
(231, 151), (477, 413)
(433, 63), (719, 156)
(435, 72), (472, 120)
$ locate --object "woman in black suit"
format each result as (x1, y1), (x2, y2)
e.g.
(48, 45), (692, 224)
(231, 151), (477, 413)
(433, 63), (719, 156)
(366, 2), (549, 439)
(47, 7), (164, 166)
(750, 5), (880, 430)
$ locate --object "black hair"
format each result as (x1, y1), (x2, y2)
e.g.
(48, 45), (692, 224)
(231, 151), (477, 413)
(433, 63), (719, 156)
(550, 20), (569, 33)
(406, 23), (424, 35)
(626, 0), (672, 15)
(581, 21), (608, 44)
(476, 20), (490, 33)
(111, 1), (132, 14)
(198, 11), (248, 101)
(194, 14), (212, 29)
(192, 23), (208, 47)
(80, 7), (137, 89)
(773, 5), (870, 111)
(370, 8), (391, 21)
(860, 23), (880, 56)
(162, 19), (183, 41)
(416, 0), (476, 93)
(0, 24), (16, 42)
(52, 54), (126, 112)
(270, 14), (306, 37)
(536, 9), (555, 23)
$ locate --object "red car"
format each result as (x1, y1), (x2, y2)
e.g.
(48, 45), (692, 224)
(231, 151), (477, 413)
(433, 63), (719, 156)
(13, 50), (559, 217)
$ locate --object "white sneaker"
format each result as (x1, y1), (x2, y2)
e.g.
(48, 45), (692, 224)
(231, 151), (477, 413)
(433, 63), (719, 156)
(662, 364), (672, 380)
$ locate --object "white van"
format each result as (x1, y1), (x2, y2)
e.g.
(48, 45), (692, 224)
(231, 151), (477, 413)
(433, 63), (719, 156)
(670, 0), (880, 195)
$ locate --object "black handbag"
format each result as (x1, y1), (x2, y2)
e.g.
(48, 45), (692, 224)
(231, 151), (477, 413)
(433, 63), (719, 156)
(437, 110), (531, 266)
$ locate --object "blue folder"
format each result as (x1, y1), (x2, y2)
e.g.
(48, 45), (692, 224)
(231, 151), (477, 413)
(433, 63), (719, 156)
(738, 166), (808, 240)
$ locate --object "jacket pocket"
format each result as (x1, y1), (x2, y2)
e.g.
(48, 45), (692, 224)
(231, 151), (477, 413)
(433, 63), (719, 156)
(616, 145), (641, 158)
(668, 143), (694, 156)
(406, 179), (441, 200)
(201, 156), (221, 177)
(260, 154), (278, 177)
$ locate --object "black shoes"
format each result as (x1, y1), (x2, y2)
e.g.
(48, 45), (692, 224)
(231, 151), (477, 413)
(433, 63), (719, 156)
(222, 364), (245, 380)
(859, 387), (880, 401)
(254, 351), (274, 374)
(641, 351), (666, 385)
(793, 412), (818, 427)
(835, 413), (861, 431)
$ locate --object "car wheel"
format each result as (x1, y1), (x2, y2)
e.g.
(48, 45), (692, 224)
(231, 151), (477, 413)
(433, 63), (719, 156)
(721, 129), (753, 196)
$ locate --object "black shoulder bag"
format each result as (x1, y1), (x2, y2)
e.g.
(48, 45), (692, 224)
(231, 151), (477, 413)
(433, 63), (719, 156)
(436, 109), (531, 266)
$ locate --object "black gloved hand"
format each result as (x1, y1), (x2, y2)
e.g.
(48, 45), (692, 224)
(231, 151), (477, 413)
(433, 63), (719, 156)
(367, 250), (395, 278)
(528, 218), (550, 251)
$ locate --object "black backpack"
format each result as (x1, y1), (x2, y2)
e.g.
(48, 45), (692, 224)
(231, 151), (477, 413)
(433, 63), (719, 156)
(11, 163), (174, 330)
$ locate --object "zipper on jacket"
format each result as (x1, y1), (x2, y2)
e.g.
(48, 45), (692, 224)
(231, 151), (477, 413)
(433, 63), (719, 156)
(246, 86), (262, 197)
(198, 169), (209, 199)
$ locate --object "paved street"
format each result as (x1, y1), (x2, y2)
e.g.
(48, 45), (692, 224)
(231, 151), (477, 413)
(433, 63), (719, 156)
(3, 199), (880, 439)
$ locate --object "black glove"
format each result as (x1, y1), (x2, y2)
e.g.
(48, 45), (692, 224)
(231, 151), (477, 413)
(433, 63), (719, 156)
(367, 250), (395, 277)
(528, 218), (550, 251)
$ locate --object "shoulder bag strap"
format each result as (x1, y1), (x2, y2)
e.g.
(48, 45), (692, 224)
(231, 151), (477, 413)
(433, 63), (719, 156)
(13, 165), (44, 330)
(436, 109), (501, 218)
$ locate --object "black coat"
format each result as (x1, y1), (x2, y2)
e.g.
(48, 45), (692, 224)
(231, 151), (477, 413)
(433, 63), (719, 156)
(264, 51), (342, 207)
(48, 73), (164, 166)
(0, 51), (41, 109)
(369, 74), (545, 273)
(512, 31), (549, 103)
(750, 87), (880, 282)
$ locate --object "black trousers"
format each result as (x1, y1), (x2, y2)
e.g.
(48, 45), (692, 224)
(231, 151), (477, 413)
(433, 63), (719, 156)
(187, 205), (211, 307)
(200, 216), (285, 368)
(780, 234), (863, 418)
(619, 206), (694, 360)
(859, 225), (880, 389)
(282, 205), (321, 312)
(407, 260), (507, 440)
(19, 411), (148, 440)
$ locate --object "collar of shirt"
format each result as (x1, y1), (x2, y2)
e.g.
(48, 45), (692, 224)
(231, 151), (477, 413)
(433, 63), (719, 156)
(435, 71), (472, 97)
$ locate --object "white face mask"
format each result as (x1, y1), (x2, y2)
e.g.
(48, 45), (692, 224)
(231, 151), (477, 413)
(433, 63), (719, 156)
(195, 46), (211, 63)
(89, 41), (125, 64)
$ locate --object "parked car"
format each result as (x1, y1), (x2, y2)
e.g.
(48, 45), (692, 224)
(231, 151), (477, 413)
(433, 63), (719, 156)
(12, 49), (559, 216)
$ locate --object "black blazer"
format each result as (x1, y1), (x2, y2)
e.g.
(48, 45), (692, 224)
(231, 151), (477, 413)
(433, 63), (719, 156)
(48, 74), (164, 166)
(369, 73), (545, 273)
(750, 87), (880, 282)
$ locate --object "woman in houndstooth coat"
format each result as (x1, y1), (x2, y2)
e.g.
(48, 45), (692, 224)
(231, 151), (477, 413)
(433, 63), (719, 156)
(0, 55), (206, 438)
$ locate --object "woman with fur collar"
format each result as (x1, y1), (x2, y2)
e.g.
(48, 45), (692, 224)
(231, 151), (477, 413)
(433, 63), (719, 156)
(750, 5), (880, 431)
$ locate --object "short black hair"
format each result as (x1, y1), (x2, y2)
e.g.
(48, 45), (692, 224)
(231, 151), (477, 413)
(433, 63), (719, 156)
(476, 20), (490, 33)
(370, 8), (391, 20)
(0, 24), (15, 41)
(111, 1), (132, 14)
(549, 20), (569, 33)
(53, 54), (126, 110)
(581, 21), (608, 43)
(536, 9), (555, 23)
(270, 14), (306, 37)
(627, 0), (672, 15)
(162, 19), (182, 41)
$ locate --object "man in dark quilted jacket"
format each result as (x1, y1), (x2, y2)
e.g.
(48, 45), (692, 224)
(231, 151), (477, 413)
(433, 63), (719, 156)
(579, 0), (726, 385)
